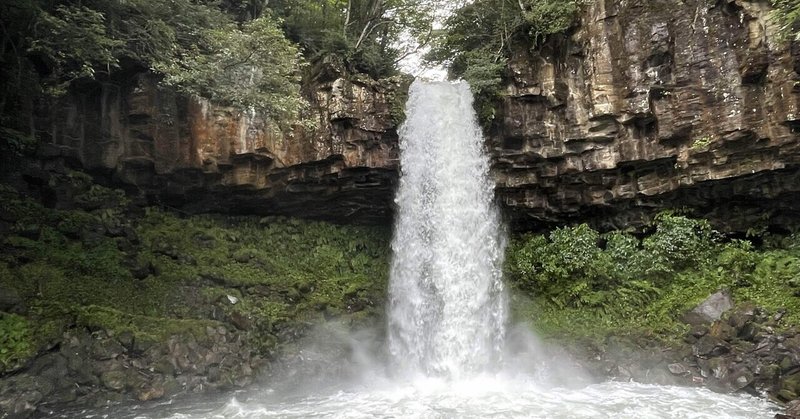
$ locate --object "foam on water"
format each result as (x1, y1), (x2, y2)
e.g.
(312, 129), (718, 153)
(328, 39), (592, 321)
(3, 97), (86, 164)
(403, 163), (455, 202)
(77, 379), (777, 419)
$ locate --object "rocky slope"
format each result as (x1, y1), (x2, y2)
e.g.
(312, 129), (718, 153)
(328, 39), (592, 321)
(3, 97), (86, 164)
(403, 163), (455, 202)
(23, 0), (800, 232)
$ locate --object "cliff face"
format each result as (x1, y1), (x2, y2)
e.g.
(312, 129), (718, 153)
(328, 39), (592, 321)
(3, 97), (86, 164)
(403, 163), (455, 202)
(493, 0), (800, 231)
(28, 0), (800, 231)
(35, 71), (405, 223)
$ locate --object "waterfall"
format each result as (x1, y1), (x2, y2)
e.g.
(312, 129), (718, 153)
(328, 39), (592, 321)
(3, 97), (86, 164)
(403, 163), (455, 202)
(387, 80), (508, 378)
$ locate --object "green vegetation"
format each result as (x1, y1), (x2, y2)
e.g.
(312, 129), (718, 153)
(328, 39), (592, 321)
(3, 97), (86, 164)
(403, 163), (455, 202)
(270, 0), (439, 79)
(690, 136), (713, 150)
(0, 0), (439, 160)
(426, 0), (587, 125)
(0, 0), (306, 121)
(0, 313), (34, 371)
(506, 213), (800, 343)
(0, 179), (390, 374)
(772, 0), (800, 40)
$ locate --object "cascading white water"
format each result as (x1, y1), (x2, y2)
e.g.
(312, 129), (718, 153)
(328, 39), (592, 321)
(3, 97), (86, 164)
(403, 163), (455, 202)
(387, 80), (507, 377)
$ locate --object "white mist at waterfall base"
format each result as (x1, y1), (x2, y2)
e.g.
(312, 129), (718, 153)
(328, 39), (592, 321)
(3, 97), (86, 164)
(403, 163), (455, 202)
(63, 81), (778, 419)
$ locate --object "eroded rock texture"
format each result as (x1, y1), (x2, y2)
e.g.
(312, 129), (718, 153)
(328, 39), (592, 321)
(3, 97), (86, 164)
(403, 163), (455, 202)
(28, 0), (800, 231)
(35, 72), (406, 223)
(494, 0), (800, 231)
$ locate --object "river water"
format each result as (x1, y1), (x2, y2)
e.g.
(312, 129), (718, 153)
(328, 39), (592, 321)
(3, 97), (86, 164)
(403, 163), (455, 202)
(70, 378), (775, 418)
(63, 81), (778, 418)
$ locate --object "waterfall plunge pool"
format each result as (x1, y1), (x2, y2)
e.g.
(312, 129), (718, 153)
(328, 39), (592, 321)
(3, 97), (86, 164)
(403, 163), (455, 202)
(63, 377), (778, 418)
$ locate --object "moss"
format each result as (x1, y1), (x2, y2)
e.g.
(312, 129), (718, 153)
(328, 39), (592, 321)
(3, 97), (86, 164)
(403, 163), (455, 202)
(136, 209), (390, 316)
(0, 181), (391, 371)
(74, 305), (219, 342)
(0, 313), (35, 371)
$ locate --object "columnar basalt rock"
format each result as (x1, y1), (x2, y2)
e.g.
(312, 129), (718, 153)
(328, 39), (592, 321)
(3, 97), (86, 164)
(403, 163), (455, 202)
(35, 72), (407, 224)
(492, 0), (800, 231)
(28, 0), (800, 231)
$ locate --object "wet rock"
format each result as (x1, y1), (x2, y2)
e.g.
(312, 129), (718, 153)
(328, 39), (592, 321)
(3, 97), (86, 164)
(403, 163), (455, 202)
(709, 320), (736, 341)
(779, 399), (800, 419)
(682, 291), (733, 325)
(693, 336), (730, 358)
(690, 325), (709, 338)
(92, 338), (125, 360)
(10, 390), (42, 419)
(229, 310), (252, 331)
(725, 368), (754, 391)
(30, 354), (68, 382)
(738, 322), (759, 342)
(50, 386), (78, 404)
(668, 363), (688, 375)
(728, 303), (757, 329)
(775, 310), (787, 323)
(117, 331), (135, 351)
(100, 370), (127, 391)
(136, 384), (165, 402)
(153, 358), (176, 376)
(91, 390), (125, 408)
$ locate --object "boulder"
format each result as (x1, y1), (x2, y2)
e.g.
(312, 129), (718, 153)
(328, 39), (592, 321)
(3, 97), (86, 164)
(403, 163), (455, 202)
(682, 290), (733, 325)
(693, 336), (730, 358)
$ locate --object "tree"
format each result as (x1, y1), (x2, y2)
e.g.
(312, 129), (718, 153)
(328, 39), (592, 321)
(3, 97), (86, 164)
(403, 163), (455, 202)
(269, 0), (440, 78)
(27, 5), (122, 96)
(155, 15), (305, 120)
(0, 0), (308, 138)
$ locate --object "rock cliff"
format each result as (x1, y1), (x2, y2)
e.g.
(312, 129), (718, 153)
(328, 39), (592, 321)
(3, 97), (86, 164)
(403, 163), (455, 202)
(28, 0), (800, 232)
(493, 0), (800, 231)
(34, 72), (406, 224)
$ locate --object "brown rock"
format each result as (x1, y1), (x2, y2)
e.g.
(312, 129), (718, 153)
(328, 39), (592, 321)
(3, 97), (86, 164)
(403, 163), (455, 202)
(22, 0), (800, 232)
(493, 0), (800, 231)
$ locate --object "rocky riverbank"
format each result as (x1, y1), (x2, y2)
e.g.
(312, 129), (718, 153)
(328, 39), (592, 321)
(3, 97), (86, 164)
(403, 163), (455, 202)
(569, 293), (800, 418)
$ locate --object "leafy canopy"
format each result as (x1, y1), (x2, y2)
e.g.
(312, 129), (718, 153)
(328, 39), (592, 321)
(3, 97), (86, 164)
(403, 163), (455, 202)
(269, 0), (441, 79)
(1, 0), (306, 124)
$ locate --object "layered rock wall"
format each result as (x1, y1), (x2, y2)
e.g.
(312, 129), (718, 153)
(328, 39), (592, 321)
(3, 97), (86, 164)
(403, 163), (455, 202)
(34, 73), (405, 223)
(493, 0), (800, 231)
(26, 0), (800, 231)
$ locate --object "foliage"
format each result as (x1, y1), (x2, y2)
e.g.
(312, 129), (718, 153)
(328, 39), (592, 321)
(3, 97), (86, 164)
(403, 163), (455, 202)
(27, 5), (123, 95)
(0, 313), (34, 371)
(426, 0), (587, 125)
(269, 0), (440, 79)
(0, 0), (308, 139)
(507, 214), (800, 344)
(772, 0), (800, 40)
(0, 180), (390, 372)
(155, 15), (306, 119)
(641, 212), (717, 276)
